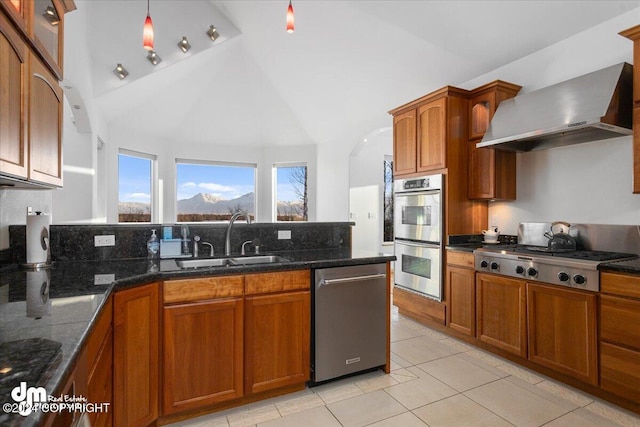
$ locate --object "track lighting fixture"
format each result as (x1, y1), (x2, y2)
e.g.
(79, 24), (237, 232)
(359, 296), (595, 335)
(178, 36), (191, 53)
(113, 64), (129, 79)
(207, 25), (219, 41)
(147, 50), (161, 65)
(43, 5), (59, 26)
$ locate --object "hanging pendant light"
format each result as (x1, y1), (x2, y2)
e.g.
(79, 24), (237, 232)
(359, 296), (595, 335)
(143, 0), (154, 51)
(286, 0), (295, 33)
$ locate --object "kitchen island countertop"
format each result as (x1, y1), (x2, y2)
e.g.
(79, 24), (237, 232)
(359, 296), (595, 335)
(0, 249), (394, 426)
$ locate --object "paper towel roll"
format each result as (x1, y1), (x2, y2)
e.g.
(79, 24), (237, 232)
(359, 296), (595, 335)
(26, 213), (51, 265)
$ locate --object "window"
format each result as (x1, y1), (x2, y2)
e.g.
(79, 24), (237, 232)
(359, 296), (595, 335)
(383, 157), (394, 242)
(118, 150), (155, 223)
(176, 160), (256, 222)
(274, 164), (308, 221)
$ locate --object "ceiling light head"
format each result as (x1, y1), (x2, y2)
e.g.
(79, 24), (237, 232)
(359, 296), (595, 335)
(113, 63), (129, 80)
(147, 50), (161, 65)
(207, 25), (219, 42)
(178, 36), (191, 53)
(43, 5), (59, 26)
(286, 0), (294, 33)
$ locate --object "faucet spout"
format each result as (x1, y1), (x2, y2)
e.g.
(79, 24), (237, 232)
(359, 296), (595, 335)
(225, 211), (252, 256)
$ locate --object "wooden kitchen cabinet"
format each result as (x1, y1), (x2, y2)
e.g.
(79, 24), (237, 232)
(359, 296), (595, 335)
(244, 270), (310, 395)
(620, 25), (640, 194)
(393, 110), (417, 176)
(163, 298), (244, 414)
(28, 53), (62, 187)
(476, 273), (527, 357)
(445, 250), (476, 337)
(43, 346), (88, 427)
(468, 81), (521, 200)
(31, 0), (64, 79)
(527, 283), (597, 385)
(600, 271), (640, 402)
(86, 296), (113, 427)
(416, 97), (447, 172)
(114, 282), (159, 427)
(0, 10), (28, 180)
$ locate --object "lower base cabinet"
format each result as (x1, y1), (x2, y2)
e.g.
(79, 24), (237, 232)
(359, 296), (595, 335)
(163, 298), (244, 414)
(114, 283), (159, 427)
(446, 251), (476, 337)
(244, 290), (310, 394)
(527, 284), (597, 385)
(476, 273), (527, 358)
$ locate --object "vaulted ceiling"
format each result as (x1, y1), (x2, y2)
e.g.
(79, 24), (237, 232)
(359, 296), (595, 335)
(69, 1), (640, 149)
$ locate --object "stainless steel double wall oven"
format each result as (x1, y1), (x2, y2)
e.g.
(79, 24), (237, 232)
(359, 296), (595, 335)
(393, 174), (443, 301)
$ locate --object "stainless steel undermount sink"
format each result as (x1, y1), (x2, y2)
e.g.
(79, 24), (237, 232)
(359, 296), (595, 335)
(228, 255), (290, 265)
(176, 255), (290, 269)
(176, 258), (231, 269)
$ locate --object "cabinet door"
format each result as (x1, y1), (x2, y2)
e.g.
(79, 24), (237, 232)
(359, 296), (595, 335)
(600, 342), (640, 401)
(32, 0), (64, 78)
(527, 284), (597, 385)
(469, 91), (494, 140)
(163, 298), (244, 414)
(446, 265), (475, 337)
(0, 0), (29, 34)
(245, 291), (310, 394)
(476, 273), (527, 357)
(393, 110), (417, 176)
(29, 53), (62, 186)
(0, 11), (28, 179)
(114, 283), (159, 427)
(417, 97), (446, 172)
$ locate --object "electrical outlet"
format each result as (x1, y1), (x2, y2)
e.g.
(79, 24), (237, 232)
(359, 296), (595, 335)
(94, 235), (115, 247)
(278, 230), (291, 240)
(94, 274), (115, 285)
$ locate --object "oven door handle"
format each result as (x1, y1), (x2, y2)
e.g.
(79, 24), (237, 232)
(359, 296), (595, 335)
(394, 189), (440, 198)
(395, 240), (440, 249)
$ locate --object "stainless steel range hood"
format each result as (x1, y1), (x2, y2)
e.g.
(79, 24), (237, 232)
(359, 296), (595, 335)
(477, 62), (633, 152)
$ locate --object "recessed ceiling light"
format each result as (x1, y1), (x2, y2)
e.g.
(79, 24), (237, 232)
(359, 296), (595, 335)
(178, 36), (191, 53)
(147, 50), (161, 65)
(73, 105), (81, 110)
(113, 63), (128, 79)
(206, 25), (219, 42)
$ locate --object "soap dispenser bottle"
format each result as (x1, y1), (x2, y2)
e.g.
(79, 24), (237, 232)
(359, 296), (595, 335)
(147, 229), (160, 258)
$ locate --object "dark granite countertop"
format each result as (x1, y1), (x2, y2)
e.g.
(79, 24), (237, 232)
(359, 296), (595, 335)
(0, 249), (394, 426)
(599, 257), (640, 275)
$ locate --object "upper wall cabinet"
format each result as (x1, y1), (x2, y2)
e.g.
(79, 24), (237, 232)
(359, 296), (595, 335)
(0, 1), (73, 189)
(620, 25), (640, 194)
(32, 0), (64, 79)
(0, 11), (28, 180)
(467, 81), (521, 201)
(392, 110), (417, 176)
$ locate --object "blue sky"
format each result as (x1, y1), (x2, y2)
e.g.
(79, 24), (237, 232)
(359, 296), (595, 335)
(118, 155), (304, 203)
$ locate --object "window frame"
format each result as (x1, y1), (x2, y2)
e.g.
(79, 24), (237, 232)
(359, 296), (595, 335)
(383, 155), (394, 244)
(273, 162), (308, 222)
(117, 148), (157, 224)
(175, 158), (258, 223)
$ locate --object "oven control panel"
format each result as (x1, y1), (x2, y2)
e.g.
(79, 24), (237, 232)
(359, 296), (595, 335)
(474, 253), (599, 292)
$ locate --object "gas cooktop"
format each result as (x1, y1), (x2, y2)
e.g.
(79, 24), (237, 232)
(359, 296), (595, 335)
(474, 245), (638, 292)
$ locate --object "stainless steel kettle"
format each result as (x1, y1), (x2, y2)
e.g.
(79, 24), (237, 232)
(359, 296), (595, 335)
(544, 221), (576, 251)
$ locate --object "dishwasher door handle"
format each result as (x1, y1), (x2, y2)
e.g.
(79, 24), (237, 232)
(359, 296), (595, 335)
(319, 273), (387, 286)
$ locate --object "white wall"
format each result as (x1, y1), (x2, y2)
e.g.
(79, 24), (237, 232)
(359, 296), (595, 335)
(349, 128), (393, 254)
(460, 9), (640, 235)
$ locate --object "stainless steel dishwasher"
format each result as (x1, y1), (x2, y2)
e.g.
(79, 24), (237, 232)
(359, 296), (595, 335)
(312, 263), (387, 384)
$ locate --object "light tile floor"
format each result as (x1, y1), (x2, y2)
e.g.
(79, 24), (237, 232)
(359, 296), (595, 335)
(172, 305), (640, 427)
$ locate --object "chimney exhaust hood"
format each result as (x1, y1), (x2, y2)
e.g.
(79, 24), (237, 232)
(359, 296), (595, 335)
(477, 62), (633, 152)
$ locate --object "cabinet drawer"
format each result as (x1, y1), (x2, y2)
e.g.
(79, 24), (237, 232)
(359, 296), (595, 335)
(245, 270), (310, 295)
(446, 250), (474, 268)
(601, 272), (640, 299)
(164, 276), (244, 303)
(600, 342), (640, 402)
(600, 295), (640, 350)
